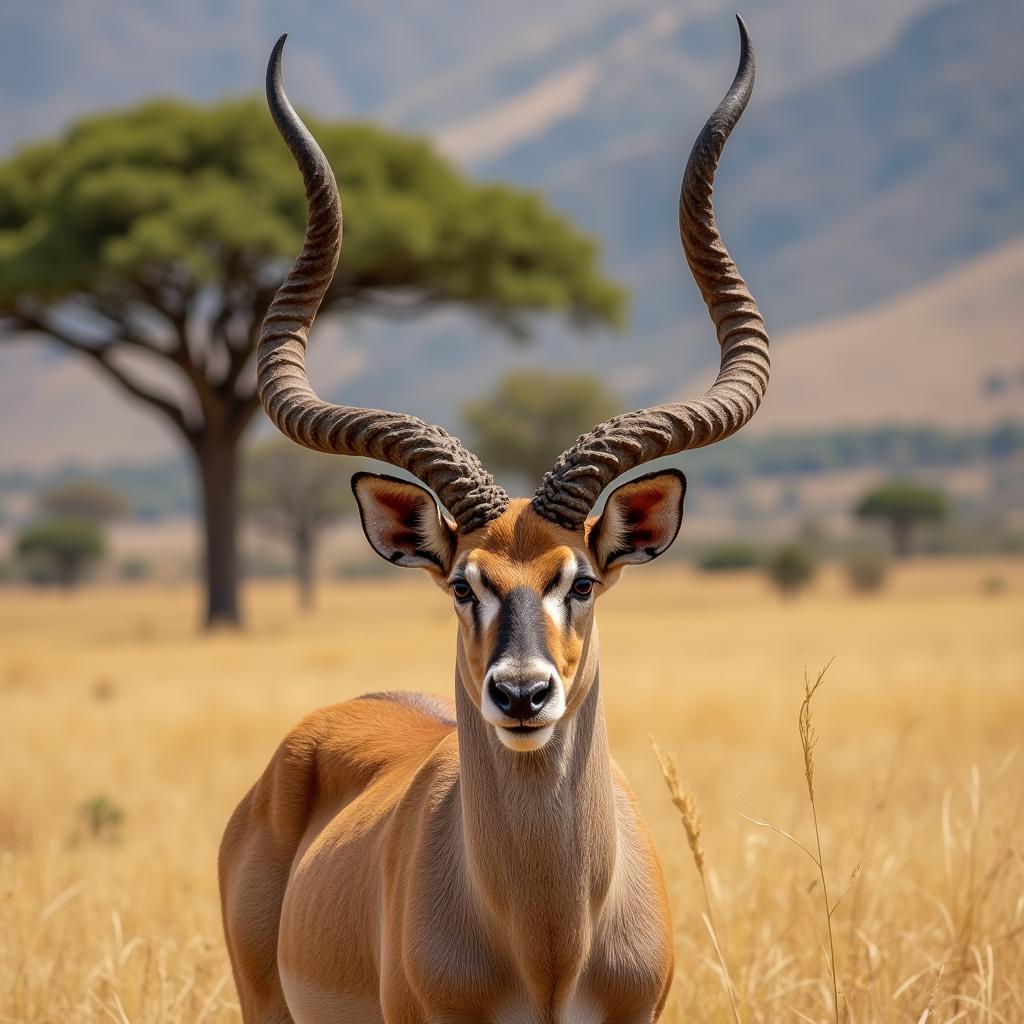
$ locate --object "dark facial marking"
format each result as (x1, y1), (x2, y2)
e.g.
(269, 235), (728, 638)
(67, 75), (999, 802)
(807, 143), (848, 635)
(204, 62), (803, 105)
(491, 586), (551, 672)
(542, 563), (567, 598)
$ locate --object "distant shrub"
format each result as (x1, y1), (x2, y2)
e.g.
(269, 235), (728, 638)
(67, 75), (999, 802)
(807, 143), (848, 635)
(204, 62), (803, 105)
(981, 575), (1007, 596)
(763, 543), (817, 598)
(844, 552), (889, 593)
(40, 480), (131, 522)
(77, 795), (124, 842)
(118, 557), (151, 582)
(699, 542), (761, 572)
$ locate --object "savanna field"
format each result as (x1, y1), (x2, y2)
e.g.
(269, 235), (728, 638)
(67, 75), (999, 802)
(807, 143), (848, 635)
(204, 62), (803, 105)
(1, 557), (1022, 1023)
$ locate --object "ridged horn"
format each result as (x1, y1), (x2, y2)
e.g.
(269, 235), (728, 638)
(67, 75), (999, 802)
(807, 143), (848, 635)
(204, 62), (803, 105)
(533, 16), (770, 530)
(256, 35), (509, 532)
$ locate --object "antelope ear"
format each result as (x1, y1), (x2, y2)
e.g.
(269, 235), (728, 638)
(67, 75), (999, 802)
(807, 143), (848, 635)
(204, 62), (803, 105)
(588, 470), (686, 571)
(352, 473), (457, 576)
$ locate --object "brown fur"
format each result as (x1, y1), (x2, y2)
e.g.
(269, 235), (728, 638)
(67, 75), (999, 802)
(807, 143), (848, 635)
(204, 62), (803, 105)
(220, 490), (680, 1023)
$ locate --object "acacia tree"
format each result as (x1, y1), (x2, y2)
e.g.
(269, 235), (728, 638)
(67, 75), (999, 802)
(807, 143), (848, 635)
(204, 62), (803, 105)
(855, 480), (949, 557)
(463, 371), (622, 488)
(16, 517), (105, 588)
(40, 480), (132, 523)
(244, 441), (358, 610)
(0, 99), (624, 627)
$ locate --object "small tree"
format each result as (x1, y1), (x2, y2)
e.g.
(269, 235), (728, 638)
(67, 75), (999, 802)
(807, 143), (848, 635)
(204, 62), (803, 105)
(16, 517), (105, 587)
(698, 541), (761, 572)
(463, 371), (621, 487)
(844, 551), (888, 593)
(855, 480), (949, 557)
(40, 480), (132, 523)
(245, 441), (357, 609)
(763, 543), (816, 599)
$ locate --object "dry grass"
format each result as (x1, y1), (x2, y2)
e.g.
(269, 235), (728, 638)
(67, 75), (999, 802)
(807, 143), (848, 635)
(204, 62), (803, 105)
(1, 556), (1022, 1023)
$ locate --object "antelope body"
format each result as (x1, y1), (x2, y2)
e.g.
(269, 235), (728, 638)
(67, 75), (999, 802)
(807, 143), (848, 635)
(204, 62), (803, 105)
(220, 19), (770, 1023)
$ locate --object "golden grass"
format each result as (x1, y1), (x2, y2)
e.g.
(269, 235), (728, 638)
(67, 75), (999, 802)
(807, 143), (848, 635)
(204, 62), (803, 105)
(1, 556), (1022, 1022)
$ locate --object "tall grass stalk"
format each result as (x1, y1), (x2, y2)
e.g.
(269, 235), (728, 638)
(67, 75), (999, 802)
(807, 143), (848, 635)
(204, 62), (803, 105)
(742, 658), (846, 1024)
(800, 659), (841, 1023)
(652, 738), (742, 1024)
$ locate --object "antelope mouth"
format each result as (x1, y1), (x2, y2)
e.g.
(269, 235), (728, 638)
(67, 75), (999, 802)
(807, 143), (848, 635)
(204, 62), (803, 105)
(495, 721), (556, 752)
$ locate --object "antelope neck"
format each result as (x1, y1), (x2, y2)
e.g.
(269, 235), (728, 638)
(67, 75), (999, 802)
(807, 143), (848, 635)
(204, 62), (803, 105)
(453, 646), (619, 999)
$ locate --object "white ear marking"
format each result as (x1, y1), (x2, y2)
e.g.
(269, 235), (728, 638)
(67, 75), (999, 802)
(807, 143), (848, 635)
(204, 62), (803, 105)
(353, 473), (454, 573)
(592, 471), (685, 570)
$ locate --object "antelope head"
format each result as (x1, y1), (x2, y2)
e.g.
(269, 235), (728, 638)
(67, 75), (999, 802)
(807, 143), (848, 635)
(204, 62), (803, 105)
(258, 20), (769, 754)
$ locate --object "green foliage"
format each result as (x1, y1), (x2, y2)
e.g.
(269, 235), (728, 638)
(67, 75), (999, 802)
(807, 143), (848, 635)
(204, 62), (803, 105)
(698, 542), (761, 572)
(244, 441), (356, 531)
(855, 480), (949, 523)
(118, 557), (151, 582)
(16, 516), (105, 587)
(0, 98), (624, 332)
(244, 441), (364, 607)
(855, 480), (949, 557)
(39, 479), (131, 522)
(464, 371), (621, 486)
(844, 551), (889, 593)
(763, 543), (817, 598)
(76, 795), (124, 842)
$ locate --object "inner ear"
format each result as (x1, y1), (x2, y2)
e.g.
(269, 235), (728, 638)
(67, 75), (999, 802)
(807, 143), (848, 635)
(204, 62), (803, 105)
(352, 472), (456, 575)
(588, 469), (686, 571)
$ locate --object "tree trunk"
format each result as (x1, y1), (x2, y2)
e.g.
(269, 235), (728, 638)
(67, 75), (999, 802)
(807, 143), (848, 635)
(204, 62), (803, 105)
(295, 523), (315, 611)
(891, 516), (914, 558)
(195, 434), (242, 628)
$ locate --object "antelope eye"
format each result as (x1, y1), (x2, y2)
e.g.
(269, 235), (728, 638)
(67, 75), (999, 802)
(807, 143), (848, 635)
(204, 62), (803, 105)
(571, 577), (595, 599)
(451, 580), (474, 602)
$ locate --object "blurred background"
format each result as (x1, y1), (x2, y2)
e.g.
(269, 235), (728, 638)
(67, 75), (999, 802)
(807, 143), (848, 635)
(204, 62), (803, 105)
(0, 1), (1022, 1021)
(1, 0), (1021, 611)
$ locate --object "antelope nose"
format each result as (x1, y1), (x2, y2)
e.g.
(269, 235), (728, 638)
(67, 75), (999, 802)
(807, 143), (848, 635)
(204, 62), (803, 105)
(488, 677), (553, 720)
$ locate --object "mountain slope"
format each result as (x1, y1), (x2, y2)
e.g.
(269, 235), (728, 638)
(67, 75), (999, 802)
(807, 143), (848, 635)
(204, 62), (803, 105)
(484, 0), (1024, 337)
(682, 236), (1024, 431)
(3, 236), (1021, 473)
(0, 0), (935, 155)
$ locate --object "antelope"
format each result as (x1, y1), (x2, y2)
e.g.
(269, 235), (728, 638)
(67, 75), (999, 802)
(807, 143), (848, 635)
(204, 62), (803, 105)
(220, 17), (769, 1023)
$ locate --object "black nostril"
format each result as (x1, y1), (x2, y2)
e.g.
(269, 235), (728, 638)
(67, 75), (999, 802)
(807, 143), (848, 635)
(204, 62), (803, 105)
(528, 679), (552, 711)
(488, 677), (552, 720)
(488, 677), (514, 713)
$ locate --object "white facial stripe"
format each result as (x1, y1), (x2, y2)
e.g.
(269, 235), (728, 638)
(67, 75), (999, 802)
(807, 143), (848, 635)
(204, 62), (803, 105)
(541, 554), (581, 632)
(540, 552), (598, 630)
(463, 560), (500, 628)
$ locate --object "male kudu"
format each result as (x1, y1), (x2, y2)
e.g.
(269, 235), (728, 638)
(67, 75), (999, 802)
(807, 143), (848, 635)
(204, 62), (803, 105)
(220, 17), (770, 1023)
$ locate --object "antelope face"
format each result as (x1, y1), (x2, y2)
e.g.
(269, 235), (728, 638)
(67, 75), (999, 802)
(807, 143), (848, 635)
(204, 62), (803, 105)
(261, 21), (767, 739)
(353, 470), (686, 753)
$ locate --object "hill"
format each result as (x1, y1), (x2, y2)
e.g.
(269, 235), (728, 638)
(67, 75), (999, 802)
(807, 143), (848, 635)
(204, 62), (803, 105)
(679, 236), (1024, 431)
(1, 0), (1021, 473)
(481, 0), (1024, 337)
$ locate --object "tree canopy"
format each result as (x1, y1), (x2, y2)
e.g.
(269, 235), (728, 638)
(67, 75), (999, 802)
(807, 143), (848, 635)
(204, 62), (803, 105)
(244, 441), (358, 609)
(855, 480), (949, 556)
(463, 370), (622, 488)
(40, 480), (132, 522)
(0, 98), (624, 341)
(0, 96), (626, 625)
